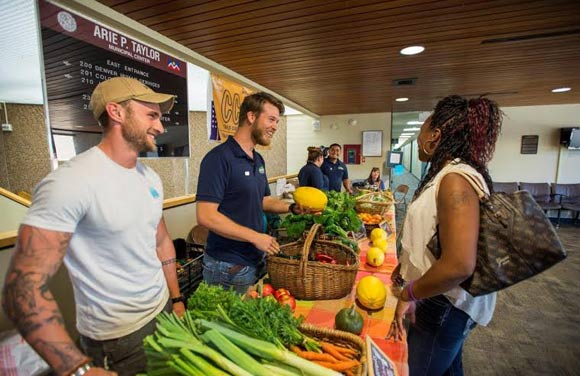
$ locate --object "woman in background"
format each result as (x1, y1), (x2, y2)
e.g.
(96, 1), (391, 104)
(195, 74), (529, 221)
(366, 167), (385, 191)
(298, 147), (328, 190)
(387, 95), (503, 376)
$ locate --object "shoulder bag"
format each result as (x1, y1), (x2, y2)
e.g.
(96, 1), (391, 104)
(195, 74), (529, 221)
(427, 170), (567, 296)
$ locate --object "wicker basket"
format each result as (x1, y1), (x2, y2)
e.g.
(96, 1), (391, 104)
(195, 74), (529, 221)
(299, 323), (367, 376)
(267, 224), (359, 300)
(355, 192), (394, 217)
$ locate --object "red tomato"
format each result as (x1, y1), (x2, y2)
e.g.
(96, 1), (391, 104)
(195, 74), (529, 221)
(278, 295), (296, 311)
(247, 290), (259, 299)
(274, 288), (291, 300)
(262, 284), (275, 297)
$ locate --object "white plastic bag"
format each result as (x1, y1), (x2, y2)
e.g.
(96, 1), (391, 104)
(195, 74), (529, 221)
(0, 330), (50, 376)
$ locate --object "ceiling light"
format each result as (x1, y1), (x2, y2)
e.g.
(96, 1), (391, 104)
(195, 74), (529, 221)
(395, 97), (409, 102)
(400, 46), (425, 55)
(400, 133), (414, 136)
(406, 121), (423, 125)
(403, 127), (420, 131)
(552, 87), (571, 93)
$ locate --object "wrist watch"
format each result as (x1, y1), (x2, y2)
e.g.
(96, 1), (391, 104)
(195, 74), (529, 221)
(70, 362), (93, 376)
(171, 295), (185, 304)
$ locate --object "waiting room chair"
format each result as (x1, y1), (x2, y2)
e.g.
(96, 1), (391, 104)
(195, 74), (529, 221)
(552, 183), (580, 225)
(519, 182), (562, 225)
(492, 182), (519, 194)
(394, 184), (410, 207)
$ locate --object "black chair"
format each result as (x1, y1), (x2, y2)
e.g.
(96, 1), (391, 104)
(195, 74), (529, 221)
(552, 183), (580, 225)
(493, 181), (519, 194)
(519, 183), (562, 223)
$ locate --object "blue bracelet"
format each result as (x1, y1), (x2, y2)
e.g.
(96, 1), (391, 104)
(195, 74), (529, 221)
(406, 280), (418, 302)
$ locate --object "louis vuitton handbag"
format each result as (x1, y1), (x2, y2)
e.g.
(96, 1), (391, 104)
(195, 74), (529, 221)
(427, 171), (567, 297)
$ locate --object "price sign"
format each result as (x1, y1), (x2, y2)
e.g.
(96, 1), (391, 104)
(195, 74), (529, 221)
(366, 336), (398, 376)
(39, 0), (189, 157)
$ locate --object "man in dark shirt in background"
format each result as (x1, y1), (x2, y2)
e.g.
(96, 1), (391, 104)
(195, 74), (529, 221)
(321, 143), (353, 193)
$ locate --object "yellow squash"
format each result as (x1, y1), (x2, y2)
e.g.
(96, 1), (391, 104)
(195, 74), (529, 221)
(366, 247), (385, 267)
(356, 276), (387, 310)
(292, 187), (328, 211)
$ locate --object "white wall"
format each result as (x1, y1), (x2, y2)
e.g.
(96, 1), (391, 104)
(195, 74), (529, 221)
(490, 104), (580, 183)
(286, 113), (392, 187)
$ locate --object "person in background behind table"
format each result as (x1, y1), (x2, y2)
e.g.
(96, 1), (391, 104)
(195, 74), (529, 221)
(321, 143), (353, 193)
(196, 92), (305, 295)
(387, 95), (503, 376)
(1, 77), (185, 376)
(298, 146), (329, 190)
(366, 167), (386, 191)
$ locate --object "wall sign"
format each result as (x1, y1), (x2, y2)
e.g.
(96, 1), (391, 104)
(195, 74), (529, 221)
(363, 130), (383, 157)
(39, 0), (189, 157)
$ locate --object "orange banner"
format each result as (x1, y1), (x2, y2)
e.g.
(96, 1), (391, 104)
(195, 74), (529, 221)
(211, 73), (254, 141)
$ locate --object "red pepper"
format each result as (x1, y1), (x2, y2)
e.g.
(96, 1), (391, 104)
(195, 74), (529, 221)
(314, 253), (337, 264)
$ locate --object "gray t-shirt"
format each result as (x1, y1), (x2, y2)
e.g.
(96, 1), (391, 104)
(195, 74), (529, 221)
(22, 146), (168, 340)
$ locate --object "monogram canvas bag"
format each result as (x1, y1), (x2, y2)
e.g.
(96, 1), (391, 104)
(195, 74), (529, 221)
(427, 170), (567, 297)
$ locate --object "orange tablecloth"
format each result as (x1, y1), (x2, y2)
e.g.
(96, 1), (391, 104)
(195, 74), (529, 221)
(295, 209), (408, 375)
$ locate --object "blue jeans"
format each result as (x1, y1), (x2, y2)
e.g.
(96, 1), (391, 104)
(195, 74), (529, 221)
(202, 253), (266, 294)
(408, 295), (477, 376)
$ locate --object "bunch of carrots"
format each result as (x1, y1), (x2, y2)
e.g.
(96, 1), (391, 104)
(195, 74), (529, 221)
(290, 341), (360, 376)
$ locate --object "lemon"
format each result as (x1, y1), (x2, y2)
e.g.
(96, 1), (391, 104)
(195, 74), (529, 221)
(370, 228), (387, 242)
(366, 247), (385, 267)
(373, 238), (388, 252)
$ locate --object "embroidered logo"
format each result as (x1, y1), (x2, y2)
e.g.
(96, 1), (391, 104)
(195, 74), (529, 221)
(258, 166), (265, 174)
(338, 166), (344, 170)
(149, 187), (160, 199)
(245, 171), (250, 176)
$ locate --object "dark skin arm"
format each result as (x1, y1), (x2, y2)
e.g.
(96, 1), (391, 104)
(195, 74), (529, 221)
(1, 225), (114, 375)
(387, 172), (480, 341)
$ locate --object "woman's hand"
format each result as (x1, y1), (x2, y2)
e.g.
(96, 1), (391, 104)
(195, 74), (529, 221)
(386, 299), (416, 342)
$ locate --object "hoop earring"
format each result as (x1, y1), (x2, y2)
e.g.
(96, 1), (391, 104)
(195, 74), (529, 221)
(422, 141), (433, 156)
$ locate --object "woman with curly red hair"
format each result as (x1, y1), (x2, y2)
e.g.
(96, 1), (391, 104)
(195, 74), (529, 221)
(387, 95), (503, 375)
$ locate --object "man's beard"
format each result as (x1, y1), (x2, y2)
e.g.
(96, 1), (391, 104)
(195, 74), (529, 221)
(122, 114), (156, 153)
(250, 121), (272, 146)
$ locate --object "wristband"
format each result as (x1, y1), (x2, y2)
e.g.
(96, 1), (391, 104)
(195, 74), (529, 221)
(405, 280), (419, 302)
(289, 203), (297, 214)
(171, 295), (185, 304)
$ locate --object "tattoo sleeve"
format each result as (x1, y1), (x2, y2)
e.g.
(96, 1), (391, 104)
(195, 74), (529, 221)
(1, 226), (88, 375)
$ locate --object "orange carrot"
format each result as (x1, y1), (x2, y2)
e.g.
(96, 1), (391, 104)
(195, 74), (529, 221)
(344, 370), (355, 376)
(312, 359), (360, 372)
(320, 342), (351, 361)
(320, 341), (358, 358)
(291, 345), (340, 362)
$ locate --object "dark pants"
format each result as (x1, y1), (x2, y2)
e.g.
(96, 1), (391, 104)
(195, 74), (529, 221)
(79, 300), (171, 376)
(202, 252), (266, 294)
(408, 295), (477, 376)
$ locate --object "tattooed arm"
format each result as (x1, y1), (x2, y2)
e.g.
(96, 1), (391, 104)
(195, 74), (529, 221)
(155, 218), (184, 316)
(1, 225), (113, 375)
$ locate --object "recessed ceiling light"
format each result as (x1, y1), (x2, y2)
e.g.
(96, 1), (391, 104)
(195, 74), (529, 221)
(406, 121), (423, 125)
(395, 97), (409, 102)
(403, 127), (421, 131)
(400, 133), (414, 137)
(400, 46), (425, 55)
(552, 87), (571, 93)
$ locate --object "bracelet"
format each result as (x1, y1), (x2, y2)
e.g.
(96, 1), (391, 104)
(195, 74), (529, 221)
(171, 295), (185, 304)
(289, 203), (297, 214)
(405, 280), (419, 302)
(69, 362), (93, 376)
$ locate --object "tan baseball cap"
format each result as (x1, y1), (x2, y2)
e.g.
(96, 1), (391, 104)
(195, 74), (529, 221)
(89, 77), (175, 121)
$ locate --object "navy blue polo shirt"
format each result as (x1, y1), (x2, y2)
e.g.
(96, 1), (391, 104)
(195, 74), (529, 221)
(298, 162), (327, 190)
(196, 136), (270, 266)
(321, 158), (349, 192)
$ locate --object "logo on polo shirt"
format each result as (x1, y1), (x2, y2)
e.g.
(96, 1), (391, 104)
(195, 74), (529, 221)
(149, 187), (160, 199)
(338, 166), (344, 171)
(258, 166), (265, 174)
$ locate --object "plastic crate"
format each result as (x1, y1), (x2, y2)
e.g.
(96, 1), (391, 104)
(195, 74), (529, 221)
(177, 243), (204, 299)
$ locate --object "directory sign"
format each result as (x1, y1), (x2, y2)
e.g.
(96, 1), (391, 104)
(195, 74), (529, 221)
(39, 0), (189, 157)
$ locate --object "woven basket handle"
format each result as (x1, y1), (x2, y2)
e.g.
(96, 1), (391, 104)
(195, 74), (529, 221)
(298, 223), (322, 280)
(356, 192), (375, 201)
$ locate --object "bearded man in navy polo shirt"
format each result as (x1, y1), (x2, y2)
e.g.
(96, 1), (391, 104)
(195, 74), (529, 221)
(196, 92), (301, 294)
(321, 143), (353, 193)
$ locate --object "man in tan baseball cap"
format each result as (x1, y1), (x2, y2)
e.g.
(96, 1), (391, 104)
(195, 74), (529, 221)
(2, 76), (185, 375)
(89, 76), (175, 123)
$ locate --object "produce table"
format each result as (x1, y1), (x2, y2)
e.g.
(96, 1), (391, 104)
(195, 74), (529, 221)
(294, 208), (408, 376)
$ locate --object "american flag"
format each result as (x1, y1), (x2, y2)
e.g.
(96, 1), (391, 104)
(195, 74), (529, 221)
(209, 100), (220, 141)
